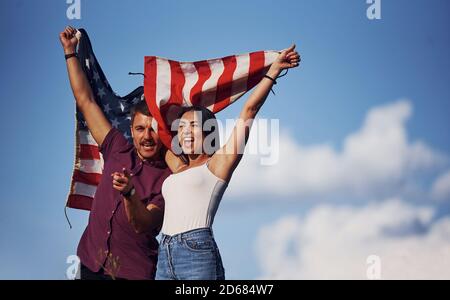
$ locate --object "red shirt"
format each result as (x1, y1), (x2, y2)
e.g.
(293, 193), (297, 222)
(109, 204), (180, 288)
(77, 128), (171, 280)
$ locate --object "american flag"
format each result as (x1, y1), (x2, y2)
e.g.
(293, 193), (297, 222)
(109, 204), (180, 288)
(66, 29), (144, 211)
(144, 50), (279, 150)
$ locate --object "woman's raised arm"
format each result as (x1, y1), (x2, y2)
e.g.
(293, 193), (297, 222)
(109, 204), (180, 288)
(209, 44), (301, 182)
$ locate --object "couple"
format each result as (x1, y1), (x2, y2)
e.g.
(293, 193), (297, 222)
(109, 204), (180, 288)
(60, 26), (300, 280)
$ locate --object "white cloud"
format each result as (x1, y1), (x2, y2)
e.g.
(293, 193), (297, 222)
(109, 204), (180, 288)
(431, 170), (450, 201)
(255, 199), (450, 279)
(228, 100), (445, 197)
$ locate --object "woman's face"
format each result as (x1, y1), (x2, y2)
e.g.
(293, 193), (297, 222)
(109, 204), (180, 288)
(177, 110), (204, 155)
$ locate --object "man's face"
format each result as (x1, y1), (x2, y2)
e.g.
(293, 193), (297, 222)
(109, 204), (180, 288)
(130, 112), (161, 160)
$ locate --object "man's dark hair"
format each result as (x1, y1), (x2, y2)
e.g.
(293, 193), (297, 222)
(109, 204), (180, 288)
(130, 101), (151, 126)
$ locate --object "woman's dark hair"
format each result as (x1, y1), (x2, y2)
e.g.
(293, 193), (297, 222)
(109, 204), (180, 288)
(173, 105), (220, 156)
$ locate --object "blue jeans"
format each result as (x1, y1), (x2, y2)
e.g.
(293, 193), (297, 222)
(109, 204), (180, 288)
(155, 228), (225, 280)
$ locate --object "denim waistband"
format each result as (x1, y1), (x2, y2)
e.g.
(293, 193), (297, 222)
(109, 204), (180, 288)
(160, 227), (214, 245)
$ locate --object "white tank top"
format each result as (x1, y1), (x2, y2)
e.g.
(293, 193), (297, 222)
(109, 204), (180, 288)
(161, 161), (228, 236)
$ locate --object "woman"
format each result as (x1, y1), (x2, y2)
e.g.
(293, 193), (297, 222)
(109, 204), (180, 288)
(114, 45), (300, 279)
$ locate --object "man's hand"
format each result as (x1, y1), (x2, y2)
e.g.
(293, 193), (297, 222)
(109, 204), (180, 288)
(59, 26), (79, 54)
(112, 168), (134, 195)
(112, 168), (163, 234)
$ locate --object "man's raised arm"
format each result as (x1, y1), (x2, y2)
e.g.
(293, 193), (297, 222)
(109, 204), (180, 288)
(60, 26), (111, 147)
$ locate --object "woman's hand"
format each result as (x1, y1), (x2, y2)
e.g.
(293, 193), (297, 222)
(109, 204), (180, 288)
(112, 168), (133, 195)
(59, 26), (79, 54)
(271, 44), (301, 72)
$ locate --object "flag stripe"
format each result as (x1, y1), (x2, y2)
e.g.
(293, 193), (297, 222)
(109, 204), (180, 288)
(79, 144), (101, 160)
(145, 56), (173, 150)
(212, 55), (237, 112)
(156, 58), (172, 108)
(67, 195), (93, 211)
(73, 181), (98, 198)
(79, 159), (103, 174)
(247, 51), (266, 90)
(180, 62), (197, 107)
(264, 50), (279, 67)
(201, 58), (224, 110)
(191, 60), (212, 106)
(168, 60), (186, 107)
(229, 53), (250, 105)
(79, 130), (98, 146)
(73, 169), (102, 185)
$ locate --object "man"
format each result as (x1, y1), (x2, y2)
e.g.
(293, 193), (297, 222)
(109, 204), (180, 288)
(60, 26), (170, 280)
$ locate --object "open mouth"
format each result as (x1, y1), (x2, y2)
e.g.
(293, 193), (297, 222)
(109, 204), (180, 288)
(141, 140), (156, 151)
(182, 137), (194, 148)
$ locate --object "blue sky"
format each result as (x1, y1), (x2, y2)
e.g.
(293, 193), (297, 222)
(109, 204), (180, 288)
(1, 0), (450, 279)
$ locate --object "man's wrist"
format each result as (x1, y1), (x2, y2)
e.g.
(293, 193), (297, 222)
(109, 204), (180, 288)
(64, 47), (76, 55)
(121, 187), (136, 199)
